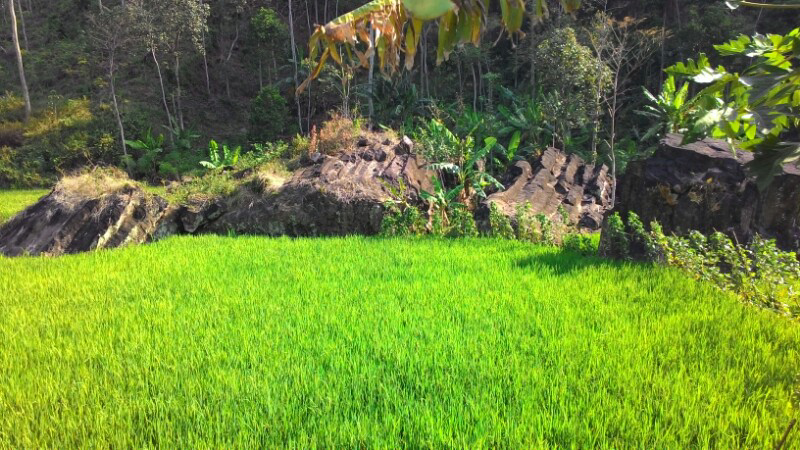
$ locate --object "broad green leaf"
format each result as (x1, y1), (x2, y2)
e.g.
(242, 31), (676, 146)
(402, 0), (454, 20)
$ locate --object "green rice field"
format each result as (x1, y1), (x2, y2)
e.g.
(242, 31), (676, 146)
(1, 231), (799, 447)
(0, 189), (48, 224)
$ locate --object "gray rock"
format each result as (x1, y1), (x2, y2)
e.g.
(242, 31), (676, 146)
(602, 134), (800, 252)
(0, 177), (170, 257)
(479, 148), (612, 231)
(202, 133), (434, 236)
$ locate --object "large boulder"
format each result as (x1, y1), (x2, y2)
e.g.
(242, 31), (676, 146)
(605, 134), (800, 250)
(480, 148), (612, 230)
(0, 171), (170, 257)
(194, 133), (435, 236)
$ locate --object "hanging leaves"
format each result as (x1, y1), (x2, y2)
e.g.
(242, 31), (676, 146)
(297, 0), (585, 94)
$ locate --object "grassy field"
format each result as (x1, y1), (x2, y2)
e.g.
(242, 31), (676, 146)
(0, 189), (49, 224)
(1, 235), (798, 447)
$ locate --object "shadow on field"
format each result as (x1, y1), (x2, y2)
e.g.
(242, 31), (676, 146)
(513, 251), (623, 276)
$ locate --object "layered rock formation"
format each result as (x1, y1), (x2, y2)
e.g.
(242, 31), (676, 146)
(0, 172), (169, 256)
(607, 134), (800, 250)
(480, 148), (612, 230)
(176, 133), (434, 236)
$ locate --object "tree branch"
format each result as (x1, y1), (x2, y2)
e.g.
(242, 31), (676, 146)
(737, 1), (800, 9)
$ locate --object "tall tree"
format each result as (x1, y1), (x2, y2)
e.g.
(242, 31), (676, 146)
(288, 0), (303, 133)
(7, 0), (31, 121)
(590, 15), (659, 206)
(128, 0), (208, 133)
(89, 5), (134, 157)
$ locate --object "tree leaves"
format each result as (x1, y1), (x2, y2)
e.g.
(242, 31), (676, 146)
(403, 0), (455, 20)
(298, 0), (586, 94)
(660, 28), (800, 187)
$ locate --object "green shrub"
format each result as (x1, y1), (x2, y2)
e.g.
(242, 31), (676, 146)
(563, 234), (597, 256)
(380, 203), (426, 237)
(601, 213), (630, 260)
(446, 205), (478, 238)
(488, 202), (515, 239)
(603, 213), (800, 319)
(249, 86), (289, 143)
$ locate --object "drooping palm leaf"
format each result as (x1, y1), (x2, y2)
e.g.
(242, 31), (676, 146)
(297, 0), (584, 94)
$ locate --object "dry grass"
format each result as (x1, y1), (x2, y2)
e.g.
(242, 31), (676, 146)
(317, 113), (361, 155)
(55, 167), (136, 199)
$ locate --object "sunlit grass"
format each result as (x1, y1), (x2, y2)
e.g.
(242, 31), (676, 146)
(1, 236), (798, 447)
(0, 189), (48, 223)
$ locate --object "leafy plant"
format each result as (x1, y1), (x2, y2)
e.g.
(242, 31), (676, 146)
(200, 140), (241, 170)
(249, 86), (290, 143)
(488, 202), (515, 239)
(297, 0), (583, 92)
(563, 234), (597, 256)
(603, 213), (800, 318)
(639, 75), (694, 140)
(124, 129), (165, 177)
(663, 28), (800, 187)
(420, 176), (464, 230)
(427, 133), (504, 207)
(495, 87), (552, 161)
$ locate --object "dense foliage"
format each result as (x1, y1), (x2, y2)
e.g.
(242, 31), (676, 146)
(0, 0), (796, 186)
(603, 212), (800, 319)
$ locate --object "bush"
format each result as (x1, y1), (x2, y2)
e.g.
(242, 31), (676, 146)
(489, 203), (515, 239)
(249, 86), (290, 143)
(563, 234), (597, 256)
(602, 213), (800, 319)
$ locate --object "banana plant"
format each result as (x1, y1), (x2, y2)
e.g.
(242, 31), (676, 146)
(496, 86), (553, 155)
(420, 176), (463, 228)
(297, 0), (584, 93)
(428, 136), (504, 207)
(200, 140), (241, 170)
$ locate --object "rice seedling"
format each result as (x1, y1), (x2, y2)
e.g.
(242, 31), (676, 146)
(0, 235), (798, 447)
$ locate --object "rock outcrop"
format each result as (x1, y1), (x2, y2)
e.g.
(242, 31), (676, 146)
(480, 148), (612, 230)
(605, 134), (800, 250)
(0, 172), (169, 257)
(191, 133), (434, 236)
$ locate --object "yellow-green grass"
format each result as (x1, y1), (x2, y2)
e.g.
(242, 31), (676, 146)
(0, 189), (49, 224)
(1, 236), (798, 447)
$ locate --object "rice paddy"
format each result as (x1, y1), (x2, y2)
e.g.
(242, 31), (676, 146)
(1, 231), (798, 447)
(0, 189), (48, 224)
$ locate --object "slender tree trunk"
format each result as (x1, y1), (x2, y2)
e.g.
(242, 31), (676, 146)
(151, 47), (172, 129)
(609, 72), (620, 208)
(659, 4), (667, 87)
(457, 59), (463, 99)
(272, 49), (278, 84)
(288, 0), (303, 133)
(259, 58), (263, 90)
(175, 54), (184, 130)
(471, 63), (477, 111)
(367, 25), (375, 124)
(108, 51), (127, 157)
(200, 0), (211, 97)
(224, 23), (239, 100)
(8, 0), (31, 121)
(305, 0), (312, 132)
(202, 45), (211, 97)
(15, 0), (27, 52)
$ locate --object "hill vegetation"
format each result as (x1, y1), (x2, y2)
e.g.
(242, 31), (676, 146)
(0, 0), (796, 187)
